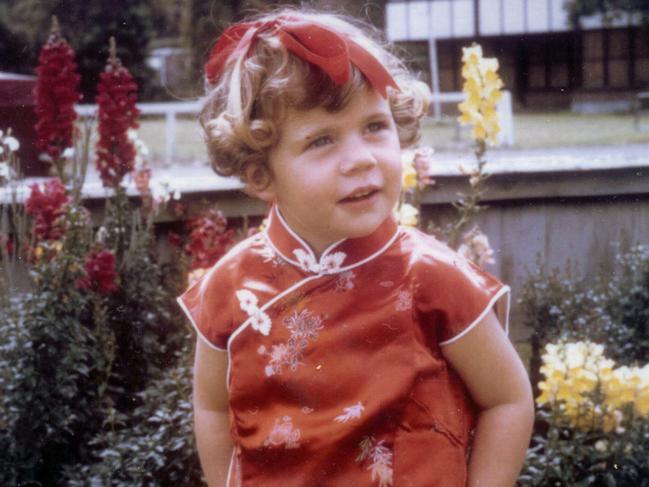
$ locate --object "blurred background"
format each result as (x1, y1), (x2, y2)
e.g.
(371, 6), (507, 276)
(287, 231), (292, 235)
(2, 0), (648, 162)
(1, 2), (649, 484)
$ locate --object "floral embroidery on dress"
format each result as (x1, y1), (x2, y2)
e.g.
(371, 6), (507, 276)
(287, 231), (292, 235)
(356, 436), (394, 487)
(259, 309), (324, 377)
(293, 249), (346, 274)
(334, 270), (355, 292)
(294, 249), (320, 273)
(237, 289), (258, 313)
(334, 402), (365, 422)
(321, 251), (346, 273)
(264, 416), (301, 449)
(236, 289), (272, 335)
(259, 244), (284, 267)
(395, 289), (413, 311)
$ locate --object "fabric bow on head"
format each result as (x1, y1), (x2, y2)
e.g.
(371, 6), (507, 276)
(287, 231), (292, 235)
(204, 17), (399, 98)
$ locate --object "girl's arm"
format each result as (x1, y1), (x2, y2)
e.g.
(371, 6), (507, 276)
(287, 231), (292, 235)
(442, 310), (535, 487)
(193, 338), (233, 487)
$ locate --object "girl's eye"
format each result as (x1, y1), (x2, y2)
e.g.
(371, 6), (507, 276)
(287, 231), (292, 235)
(307, 135), (332, 150)
(367, 121), (388, 133)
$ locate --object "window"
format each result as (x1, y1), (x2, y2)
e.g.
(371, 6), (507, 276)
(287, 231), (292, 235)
(582, 31), (604, 88)
(438, 40), (460, 91)
(635, 30), (649, 85)
(608, 30), (629, 87)
(524, 34), (572, 91)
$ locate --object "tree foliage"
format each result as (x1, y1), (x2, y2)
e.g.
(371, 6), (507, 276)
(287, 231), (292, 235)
(1, 0), (390, 99)
(50, 0), (156, 100)
(567, 0), (649, 28)
(0, 9), (35, 74)
(0, 0), (156, 100)
(180, 0), (271, 95)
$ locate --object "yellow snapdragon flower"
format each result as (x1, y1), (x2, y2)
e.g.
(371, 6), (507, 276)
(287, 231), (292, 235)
(34, 245), (44, 260)
(401, 151), (418, 191)
(457, 44), (504, 146)
(537, 339), (649, 432)
(397, 203), (419, 227)
(603, 366), (638, 409)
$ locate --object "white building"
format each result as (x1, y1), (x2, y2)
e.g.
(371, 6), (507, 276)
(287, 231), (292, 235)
(386, 0), (649, 111)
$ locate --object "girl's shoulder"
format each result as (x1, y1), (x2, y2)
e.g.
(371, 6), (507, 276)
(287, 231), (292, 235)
(178, 231), (275, 351)
(397, 225), (507, 311)
(397, 225), (466, 270)
(195, 231), (272, 289)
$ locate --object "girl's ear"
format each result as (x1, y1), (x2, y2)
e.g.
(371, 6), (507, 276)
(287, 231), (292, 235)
(244, 182), (276, 202)
(242, 164), (276, 203)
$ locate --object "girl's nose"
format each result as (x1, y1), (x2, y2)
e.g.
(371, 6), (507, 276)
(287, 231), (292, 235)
(339, 139), (377, 175)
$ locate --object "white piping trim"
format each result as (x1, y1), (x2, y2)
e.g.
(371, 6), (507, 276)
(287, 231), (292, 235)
(275, 206), (317, 263)
(176, 296), (227, 352)
(337, 227), (401, 273)
(262, 231), (302, 268)
(225, 273), (324, 388)
(439, 285), (511, 347)
(265, 209), (401, 275)
(320, 236), (347, 259)
(226, 449), (235, 487)
(175, 234), (262, 353)
(503, 286), (511, 337)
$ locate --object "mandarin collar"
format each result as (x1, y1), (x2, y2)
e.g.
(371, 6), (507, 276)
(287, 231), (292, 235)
(264, 205), (399, 275)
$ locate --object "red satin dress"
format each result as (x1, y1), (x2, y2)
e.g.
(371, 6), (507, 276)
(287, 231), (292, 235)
(178, 206), (510, 487)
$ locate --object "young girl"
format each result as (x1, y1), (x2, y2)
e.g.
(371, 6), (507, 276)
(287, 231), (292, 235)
(178, 8), (534, 487)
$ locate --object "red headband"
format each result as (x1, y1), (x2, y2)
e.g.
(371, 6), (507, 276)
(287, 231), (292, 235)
(204, 17), (399, 98)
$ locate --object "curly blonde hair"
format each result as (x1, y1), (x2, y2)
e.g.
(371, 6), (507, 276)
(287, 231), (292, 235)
(200, 8), (431, 189)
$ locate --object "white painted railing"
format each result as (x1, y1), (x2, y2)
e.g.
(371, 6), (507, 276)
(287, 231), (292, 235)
(75, 91), (514, 164)
(430, 90), (514, 146)
(76, 101), (201, 166)
(634, 91), (649, 132)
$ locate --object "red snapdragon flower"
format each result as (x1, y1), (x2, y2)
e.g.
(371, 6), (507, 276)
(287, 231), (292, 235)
(184, 209), (234, 270)
(95, 38), (140, 188)
(76, 249), (118, 294)
(0, 233), (13, 256)
(25, 178), (69, 241)
(33, 17), (81, 163)
(168, 231), (182, 248)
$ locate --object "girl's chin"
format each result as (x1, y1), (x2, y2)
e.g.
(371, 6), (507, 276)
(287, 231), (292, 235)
(336, 217), (387, 240)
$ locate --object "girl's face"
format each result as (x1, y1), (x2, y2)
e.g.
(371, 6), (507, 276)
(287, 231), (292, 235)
(257, 87), (402, 256)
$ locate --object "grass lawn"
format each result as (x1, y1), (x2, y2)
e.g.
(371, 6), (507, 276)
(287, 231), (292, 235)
(420, 111), (649, 152)
(135, 111), (649, 166)
(136, 115), (205, 166)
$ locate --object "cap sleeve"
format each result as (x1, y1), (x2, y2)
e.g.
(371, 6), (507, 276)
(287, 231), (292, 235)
(414, 244), (510, 347)
(177, 264), (235, 352)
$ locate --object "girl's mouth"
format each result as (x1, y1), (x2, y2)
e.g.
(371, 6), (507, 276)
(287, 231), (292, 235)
(339, 188), (380, 204)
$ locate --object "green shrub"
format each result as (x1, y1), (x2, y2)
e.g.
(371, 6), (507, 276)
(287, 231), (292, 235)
(605, 245), (649, 364)
(519, 245), (649, 486)
(520, 409), (649, 487)
(0, 187), (196, 484)
(0, 205), (113, 484)
(62, 338), (203, 486)
(100, 190), (186, 405)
